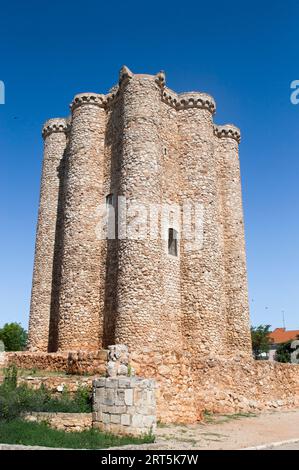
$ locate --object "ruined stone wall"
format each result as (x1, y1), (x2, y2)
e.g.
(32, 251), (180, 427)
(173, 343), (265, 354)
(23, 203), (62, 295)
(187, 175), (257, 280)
(5, 350), (107, 375)
(131, 350), (299, 423)
(5, 350), (299, 425)
(16, 374), (94, 394)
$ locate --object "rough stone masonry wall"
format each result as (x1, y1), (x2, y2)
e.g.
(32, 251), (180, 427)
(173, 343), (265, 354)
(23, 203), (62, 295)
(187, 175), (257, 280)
(132, 350), (299, 423)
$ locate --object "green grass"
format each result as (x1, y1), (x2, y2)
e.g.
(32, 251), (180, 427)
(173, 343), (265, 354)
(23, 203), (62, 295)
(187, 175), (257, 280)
(202, 410), (257, 424)
(0, 419), (154, 449)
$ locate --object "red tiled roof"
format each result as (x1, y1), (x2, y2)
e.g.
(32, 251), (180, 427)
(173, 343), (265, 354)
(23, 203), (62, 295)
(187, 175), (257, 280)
(269, 328), (299, 344)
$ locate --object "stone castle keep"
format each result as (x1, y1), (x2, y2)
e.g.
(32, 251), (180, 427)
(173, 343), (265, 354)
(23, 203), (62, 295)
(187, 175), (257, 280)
(27, 66), (252, 358)
(6, 67), (298, 425)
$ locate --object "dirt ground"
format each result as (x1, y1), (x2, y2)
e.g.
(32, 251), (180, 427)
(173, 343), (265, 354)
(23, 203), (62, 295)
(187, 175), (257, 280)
(111, 409), (299, 450)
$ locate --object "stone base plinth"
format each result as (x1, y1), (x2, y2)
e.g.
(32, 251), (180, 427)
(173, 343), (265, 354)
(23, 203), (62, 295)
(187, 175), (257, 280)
(92, 377), (156, 437)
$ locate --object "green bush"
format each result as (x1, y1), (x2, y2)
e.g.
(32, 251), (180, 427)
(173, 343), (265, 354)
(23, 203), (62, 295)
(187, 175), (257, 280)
(0, 323), (27, 351)
(251, 324), (271, 359)
(275, 339), (299, 363)
(3, 363), (18, 389)
(0, 367), (92, 421)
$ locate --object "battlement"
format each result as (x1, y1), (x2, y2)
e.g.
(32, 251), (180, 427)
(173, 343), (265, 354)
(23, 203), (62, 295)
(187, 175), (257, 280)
(214, 124), (241, 143)
(70, 92), (106, 111)
(45, 67), (236, 127)
(42, 118), (70, 139)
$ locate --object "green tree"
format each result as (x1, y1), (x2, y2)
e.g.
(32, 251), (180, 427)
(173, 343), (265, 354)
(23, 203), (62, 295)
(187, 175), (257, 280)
(251, 324), (271, 360)
(275, 336), (299, 363)
(0, 323), (27, 351)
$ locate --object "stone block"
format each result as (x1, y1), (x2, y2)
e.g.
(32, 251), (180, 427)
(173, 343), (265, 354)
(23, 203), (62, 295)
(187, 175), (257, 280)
(117, 364), (128, 376)
(95, 387), (105, 400)
(121, 414), (131, 426)
(124, 388), (133, 406)
(102, 413), (110, 424)
(115, 389), (125, 405)
(146, 390), (153, 403)
(110, 414), (121, 424)
(118, 377), (132, 388)
(133, 389), (143, 403)
(110, 405), (126, 414)
(93, 378), (106, 388)
(106, 378), (119, 388)
(131, 414), (143, 428)
(127, 405), (137, 415)
(103, 389), (115, 406)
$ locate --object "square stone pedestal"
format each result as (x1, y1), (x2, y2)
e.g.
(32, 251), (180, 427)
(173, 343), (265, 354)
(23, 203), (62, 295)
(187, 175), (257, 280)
(92, 377), (156, 437)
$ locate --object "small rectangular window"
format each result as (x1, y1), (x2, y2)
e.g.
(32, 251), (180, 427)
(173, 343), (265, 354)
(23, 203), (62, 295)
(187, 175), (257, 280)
(168, 228), (178, 256)
(106, 194), (114, 207)
(106, 194), (115, 239)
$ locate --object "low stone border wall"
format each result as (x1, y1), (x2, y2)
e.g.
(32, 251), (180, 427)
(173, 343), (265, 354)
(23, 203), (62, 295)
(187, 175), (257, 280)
(17, 375), (94, 394)
(4, 352), (69, 371)
(24, 412), (92, 432)
(4, 350), (108, 375)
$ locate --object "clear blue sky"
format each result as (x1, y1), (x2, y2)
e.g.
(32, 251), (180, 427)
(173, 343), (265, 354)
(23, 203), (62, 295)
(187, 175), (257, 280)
(0, 0), (298, 331)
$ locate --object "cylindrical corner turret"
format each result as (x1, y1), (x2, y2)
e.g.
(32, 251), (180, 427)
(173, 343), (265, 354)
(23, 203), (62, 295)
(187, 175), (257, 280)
(178, 91), (227, 357)
(114, 73), (182, 351)
(56, 93), (106, 351)
(28, 118), (69, 352)
(214, 123), (252, 356)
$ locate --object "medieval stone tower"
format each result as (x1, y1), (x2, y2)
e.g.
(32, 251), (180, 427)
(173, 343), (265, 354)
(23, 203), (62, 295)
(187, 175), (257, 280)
(28, 66), (252, 358)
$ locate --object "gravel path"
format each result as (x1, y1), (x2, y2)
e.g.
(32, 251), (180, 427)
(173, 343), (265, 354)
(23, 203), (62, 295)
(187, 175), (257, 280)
(108, 409), (299, 450)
